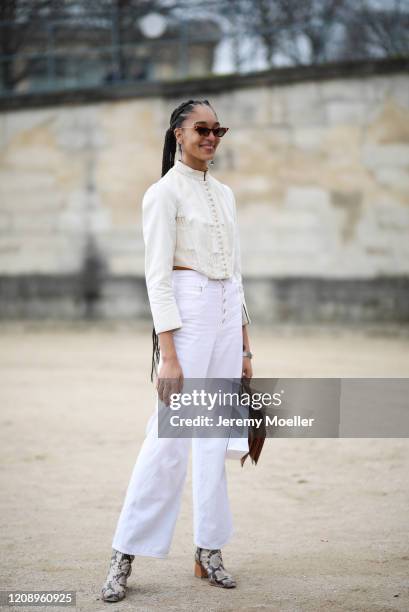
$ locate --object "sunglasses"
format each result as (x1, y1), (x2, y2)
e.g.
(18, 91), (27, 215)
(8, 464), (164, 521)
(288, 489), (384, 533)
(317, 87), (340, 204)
(181, 125), (229, 137)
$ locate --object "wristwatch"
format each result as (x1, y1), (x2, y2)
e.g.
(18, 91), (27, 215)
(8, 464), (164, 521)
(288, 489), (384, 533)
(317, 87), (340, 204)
(243, 350), (253, 359)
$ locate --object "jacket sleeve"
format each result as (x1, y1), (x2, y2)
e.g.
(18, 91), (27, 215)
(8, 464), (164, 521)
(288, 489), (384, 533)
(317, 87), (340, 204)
(227, 186), (251, 326)
(142, 182), (183, 334)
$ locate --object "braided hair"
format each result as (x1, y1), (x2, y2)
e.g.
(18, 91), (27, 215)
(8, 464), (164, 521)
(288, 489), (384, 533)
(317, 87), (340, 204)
(150, 98), (214, 382)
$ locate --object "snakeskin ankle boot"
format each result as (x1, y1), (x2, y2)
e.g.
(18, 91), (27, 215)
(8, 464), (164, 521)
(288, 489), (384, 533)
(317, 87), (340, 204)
(101, 549), (135, 602)
(194, 547), (237, 588)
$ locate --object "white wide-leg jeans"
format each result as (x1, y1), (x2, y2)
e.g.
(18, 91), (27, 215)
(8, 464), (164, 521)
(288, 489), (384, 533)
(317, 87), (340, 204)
(112, 269), (243, 558)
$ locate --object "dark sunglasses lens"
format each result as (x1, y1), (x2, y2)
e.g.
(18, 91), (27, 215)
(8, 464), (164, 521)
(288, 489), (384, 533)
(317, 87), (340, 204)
(196, 126), (211, 136)
(214, 127), (228, 137)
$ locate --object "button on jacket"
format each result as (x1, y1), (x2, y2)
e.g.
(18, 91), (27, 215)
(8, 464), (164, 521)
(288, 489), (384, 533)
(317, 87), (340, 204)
(142, 159), (251, 334)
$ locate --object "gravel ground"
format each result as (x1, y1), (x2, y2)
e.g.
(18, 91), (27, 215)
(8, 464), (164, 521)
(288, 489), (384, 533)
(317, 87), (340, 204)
(1, 321), (408, 612)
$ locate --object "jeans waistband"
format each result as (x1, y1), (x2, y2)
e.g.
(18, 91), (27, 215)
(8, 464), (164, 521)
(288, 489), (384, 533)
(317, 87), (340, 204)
(171, 269), (234, 285)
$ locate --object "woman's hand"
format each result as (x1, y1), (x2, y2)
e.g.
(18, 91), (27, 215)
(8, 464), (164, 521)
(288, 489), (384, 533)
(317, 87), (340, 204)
(156, 355), (184, 407)
(242, 356), (253, 379)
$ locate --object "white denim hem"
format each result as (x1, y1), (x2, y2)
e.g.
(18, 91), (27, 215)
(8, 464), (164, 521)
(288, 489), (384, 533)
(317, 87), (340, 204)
(195, 527), (235, 551)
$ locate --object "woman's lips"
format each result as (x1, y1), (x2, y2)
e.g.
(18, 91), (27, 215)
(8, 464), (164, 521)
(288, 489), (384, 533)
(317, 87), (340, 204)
(201, 145), (214, 151)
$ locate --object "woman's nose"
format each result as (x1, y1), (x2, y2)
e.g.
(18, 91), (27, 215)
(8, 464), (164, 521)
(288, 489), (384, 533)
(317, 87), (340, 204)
(205, 131), (217, 143)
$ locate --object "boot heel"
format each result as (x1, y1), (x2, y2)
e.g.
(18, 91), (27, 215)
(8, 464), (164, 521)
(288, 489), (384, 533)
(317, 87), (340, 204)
(194, 560), (207, 579)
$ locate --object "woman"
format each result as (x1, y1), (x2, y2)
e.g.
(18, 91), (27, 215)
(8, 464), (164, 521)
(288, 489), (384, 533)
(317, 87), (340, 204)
(101, 98), (253, 603)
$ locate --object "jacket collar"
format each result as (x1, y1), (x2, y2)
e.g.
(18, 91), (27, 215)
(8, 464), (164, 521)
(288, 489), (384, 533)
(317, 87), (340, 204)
(173, 159), (210, 181)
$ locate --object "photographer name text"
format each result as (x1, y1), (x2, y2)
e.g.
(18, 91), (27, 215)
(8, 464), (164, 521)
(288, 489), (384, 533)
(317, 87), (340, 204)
(169, 415), (315, 428)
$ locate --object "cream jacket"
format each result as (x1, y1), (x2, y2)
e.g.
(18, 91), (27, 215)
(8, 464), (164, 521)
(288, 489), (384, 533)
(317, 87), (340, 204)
(142, 159), (251, 334)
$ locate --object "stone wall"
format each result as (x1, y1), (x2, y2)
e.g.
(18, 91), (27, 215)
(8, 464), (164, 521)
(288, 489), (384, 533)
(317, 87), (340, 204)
(0, 58), (408, 322)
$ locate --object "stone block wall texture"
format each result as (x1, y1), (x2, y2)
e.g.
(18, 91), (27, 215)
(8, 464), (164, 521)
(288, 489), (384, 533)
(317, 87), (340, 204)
(0, 60), (408, 322)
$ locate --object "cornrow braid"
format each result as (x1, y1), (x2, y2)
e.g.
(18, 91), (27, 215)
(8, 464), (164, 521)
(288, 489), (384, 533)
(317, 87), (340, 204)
(150, 98), (213, 383)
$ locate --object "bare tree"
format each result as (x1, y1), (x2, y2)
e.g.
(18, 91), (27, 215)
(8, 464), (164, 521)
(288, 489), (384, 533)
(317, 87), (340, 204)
(247, 0), (348, 66)
(207, 0), (409, 68)
(341, 0), (409, 60)
(1, 0), (407, 93)
(0, 0), (58, 91)
(0, 0), (180, 91)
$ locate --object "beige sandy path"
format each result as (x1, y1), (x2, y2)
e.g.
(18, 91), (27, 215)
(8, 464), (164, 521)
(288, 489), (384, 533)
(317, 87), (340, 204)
(1, 321), (409, 611)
